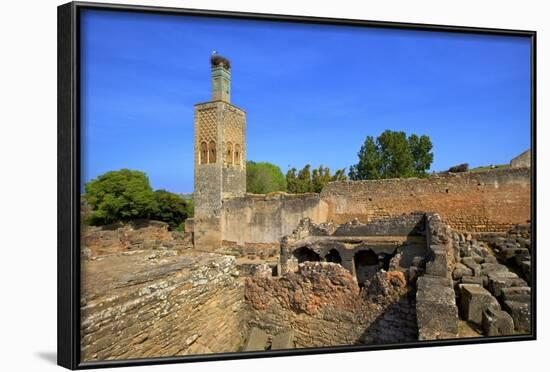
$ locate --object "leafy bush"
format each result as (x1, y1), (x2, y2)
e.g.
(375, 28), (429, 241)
(150, 190), (190, 229)
(84, 169), (157, 225)
(246, 161), (287, 194)
(83, 169), (193, 229)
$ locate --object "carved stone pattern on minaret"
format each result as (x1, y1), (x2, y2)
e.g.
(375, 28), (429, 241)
(223, 108), (244, 144)
(197, 107), (218, 143)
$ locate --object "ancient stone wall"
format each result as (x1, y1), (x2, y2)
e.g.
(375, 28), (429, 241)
(510, 149), (531, 168)
(321, 167), (531, 232)
(221, 193), (328, 251)
(244, 262), (416, 348)
(81, 220), (191, 258)
(416, 213), (460, 340)
(333, 212), (425, 237)
(81, 251), (246, 361)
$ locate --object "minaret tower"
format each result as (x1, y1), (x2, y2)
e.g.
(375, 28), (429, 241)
(193, 54), (246, 250)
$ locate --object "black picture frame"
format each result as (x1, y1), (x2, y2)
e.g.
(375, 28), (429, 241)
(57, 1), (537, 370)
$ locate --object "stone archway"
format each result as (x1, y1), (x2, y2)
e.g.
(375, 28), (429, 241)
(325, 249), (342, 264)
(354, 249), (380, 286)
(292, 247), (321, 263)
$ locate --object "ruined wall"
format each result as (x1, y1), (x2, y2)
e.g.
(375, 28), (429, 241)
(223, 166), (246, 199)
(510, 150), (531, 168)
(221, 193), (328, 249)
(321, 168), (531, 232)
(416, 214), (459, 340)
(81, 220), (191, 258)
(245, 262), (416, 348)
(81, 252), (246, 361)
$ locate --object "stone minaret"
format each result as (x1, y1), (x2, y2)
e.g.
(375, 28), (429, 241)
(193, 55), (246, 250)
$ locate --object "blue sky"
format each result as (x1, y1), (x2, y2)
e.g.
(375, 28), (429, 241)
(81, 9), (532, 193)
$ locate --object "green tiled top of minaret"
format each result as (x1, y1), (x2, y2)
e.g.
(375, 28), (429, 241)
(211, 54), (231, 102)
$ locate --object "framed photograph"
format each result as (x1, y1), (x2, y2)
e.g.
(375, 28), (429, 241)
(58, 1), (536, 369)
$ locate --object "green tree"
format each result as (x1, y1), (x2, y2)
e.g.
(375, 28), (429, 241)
(378, 130), (414, 178)
(184, 197), (194, 219)
(83, 169), (157, 225)
(349, 136), (382, 180)
(296, 164), (312, 193)
(331, 168), (348, 182)
(312, 165), (335, 193)
(150, 190), (190, 229)
(286, 167), (299, 194)
(409, 134), (434, 177)
(288, 164), (347, 193)
(246, 161), (287, 194)
(349, 130), (433, 180)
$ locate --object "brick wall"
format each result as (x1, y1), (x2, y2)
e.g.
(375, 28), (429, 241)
(321, 168), (531, 232)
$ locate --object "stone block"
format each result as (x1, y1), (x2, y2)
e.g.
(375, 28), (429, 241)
(488, 274), (527, 297)
(243, 327), (268, 351)
(501, 287), (531, 303)
(520, 260), (531, 283)
(453, 263), (473, 280)
(425, 245), (448, 277)
(514, 248), (530, 263)
(417, 275), (459, 340)
(481, 263), (509, 276)
(483, 256), (498, 264)
(500, 247), (528, 263)
(461, 257), (481, 272)
(461, 276), (484, 286)
(472, 254), (484, 264)
(271, 331), (294, 350)
(503, 300), (531, 333)
(482, 308), (515, 336)
(459, 284), (500, 325)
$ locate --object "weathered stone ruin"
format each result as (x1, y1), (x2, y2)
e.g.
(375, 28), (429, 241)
(78, 55), (532, 361)
(243, 212), (456, 347)
(80, 207), (531, 361)
(450, 223), (532, 336)
(81, 249), (245, 360)
(81, 219), (192, 259)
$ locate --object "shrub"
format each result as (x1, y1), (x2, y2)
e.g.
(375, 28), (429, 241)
(83, 169), (156, 225)
(246, 161), (287, 194)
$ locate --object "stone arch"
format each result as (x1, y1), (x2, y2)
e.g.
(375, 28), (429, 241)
(200, 141), (208, 165)
(292, 247), (321, 263)
(354, 249), (380, 286)
(225, 142), (233, 165)
(208, 141), (216, 164)
(234, 144), (241, 165)
(325, 249), (342, 264)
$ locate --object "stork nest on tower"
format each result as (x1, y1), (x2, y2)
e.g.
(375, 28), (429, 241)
(210, 55), (231, 69)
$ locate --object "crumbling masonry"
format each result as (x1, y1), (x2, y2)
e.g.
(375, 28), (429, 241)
(79, 55), (532, 361)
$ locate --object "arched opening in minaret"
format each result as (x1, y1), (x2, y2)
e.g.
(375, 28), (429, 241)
(225, 142), (233, 165)
(208, 141), (216, 163)
(234, 144), (241, 165)
(200, 141), (208, 165)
